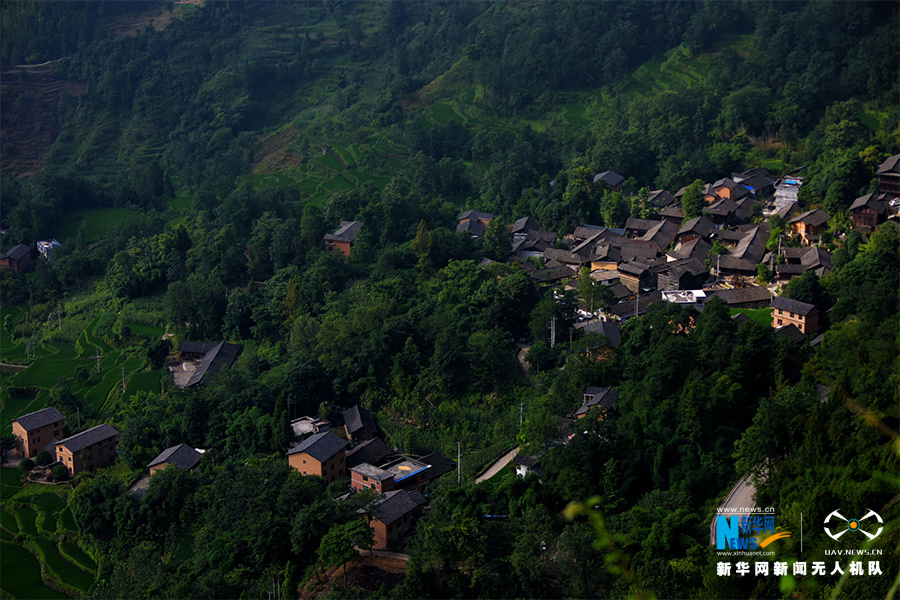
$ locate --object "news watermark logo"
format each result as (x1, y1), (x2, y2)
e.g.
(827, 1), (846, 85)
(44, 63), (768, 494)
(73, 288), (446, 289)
(715, 512), (791, 553)
(823, 509), (883, 542)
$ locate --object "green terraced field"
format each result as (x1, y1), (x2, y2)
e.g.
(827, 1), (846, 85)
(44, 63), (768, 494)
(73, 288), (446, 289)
(55, 207), (144, 243)
(0, 541), (70, 600)
(11, 357), (84, 389)
(1, 508), (19, 533)
(59, 541), (97, 572)
(430, 102), (464, 124)
(13, 506), (38, 536)
(123, 369), (163, 398)
(34, 537), (97, 593)
(126, 323), (165, 338)
(59, 507), (77, 532)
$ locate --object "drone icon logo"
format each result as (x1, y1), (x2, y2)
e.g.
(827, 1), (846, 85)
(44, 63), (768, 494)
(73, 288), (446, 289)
(823, 509), (883, 541)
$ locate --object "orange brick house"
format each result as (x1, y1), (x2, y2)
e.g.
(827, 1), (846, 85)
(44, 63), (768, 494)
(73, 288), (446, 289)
(11, 407), (64, 458)
(362, 490), (426, 550)
(287, 431), (348, 483)
(55, 424), (120, 476)
(324, 221), (362, 257)
(788, 209), (830, 246)
(771, 296), (820, 335)
(350, 463), (395, 494)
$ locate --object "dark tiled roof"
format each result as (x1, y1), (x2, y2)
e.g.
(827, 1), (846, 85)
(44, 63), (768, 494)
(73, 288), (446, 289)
(801, 246), (832, 269)
(677, 217), (715, 239)
(343, 405), (376, 435)
(419, 452), (456, 479)
(1, 244), (30, 260)
(849, 193), (886, 214)
(511, 216), (542, 233)
(714, 286), (771, 305)
(790, 209), (830, 228)
(456, 219), (488, 237)
(287, 431), (348, 461)
(608, 292), (662, 319)
(528, 265), (576, 283)
(458, 210), (493, 222)
(573, 225), (614, 240)
(771, 295), (818, 316)
(577, 320), (622, 347)
(368, 490), (426, 526)
(625, 218), (660, 233)
(346, 438), (392, 469)
(715, 255), (757, 274)
(13, 407), (64, 432)
(660, 204), (685, 219)
(148, 443), (202, 470)
(618, 260), (652, 277)
(647, 190), (676, 207)
(774, 323), (806, 341)
(57, 424), (119, 453)
(575, 386), (618, 416)
(876, 154), (900, 175)
(185, 342), (241, 387)
(324, 220), (363, 243)
(738, 173), (775, 192)
(669, 238), (712, 263)
(178, 341), (219, 354)
(543, 248), (584, 265)
(593, 171), (624, 186)
(641, 220), (679, 251)
(589, 244), (622, 263)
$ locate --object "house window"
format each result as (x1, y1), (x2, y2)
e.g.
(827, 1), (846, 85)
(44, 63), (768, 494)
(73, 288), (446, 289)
(789, 312), (794, 318)
(777, 319), (782, 325)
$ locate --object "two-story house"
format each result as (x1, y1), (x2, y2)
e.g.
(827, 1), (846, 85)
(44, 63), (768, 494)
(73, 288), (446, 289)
(287, 431), (348, 483)
(11, 407), (64, 458)
(55, 424), (120, 476)
(771, 296), (820, 335)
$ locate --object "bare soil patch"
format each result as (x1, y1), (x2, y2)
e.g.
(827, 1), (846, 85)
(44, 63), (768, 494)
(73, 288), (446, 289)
(0, 65), (86, 178)
(252, 126), (305, 174)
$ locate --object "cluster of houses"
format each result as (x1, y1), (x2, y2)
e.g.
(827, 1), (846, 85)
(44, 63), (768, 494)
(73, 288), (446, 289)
(456, 156), (900, 333)
(285, 404), (455, 549)
(0, 238), (60, 272)
(10, 407), (120, 479)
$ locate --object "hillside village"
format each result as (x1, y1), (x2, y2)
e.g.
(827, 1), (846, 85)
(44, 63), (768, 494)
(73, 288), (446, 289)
(7, 153), (898, 556)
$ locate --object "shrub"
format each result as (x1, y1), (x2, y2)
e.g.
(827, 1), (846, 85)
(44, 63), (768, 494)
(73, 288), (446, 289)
(20, 458), (35, 472)
(35, 451), (53, 466)
(51, 464), (69, 482)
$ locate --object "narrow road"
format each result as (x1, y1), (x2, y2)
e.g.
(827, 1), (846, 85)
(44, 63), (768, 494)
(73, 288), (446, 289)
(475, 447), (519, 483)
(710, 474), (757, 545)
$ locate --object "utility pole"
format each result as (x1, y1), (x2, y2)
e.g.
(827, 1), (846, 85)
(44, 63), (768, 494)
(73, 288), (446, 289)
(519, 401), (524, 426)
(549, 316), (556, 348)
(121, 365), (126, 394)
(95, 346), (101, 372)
(457, 442), (461, 486)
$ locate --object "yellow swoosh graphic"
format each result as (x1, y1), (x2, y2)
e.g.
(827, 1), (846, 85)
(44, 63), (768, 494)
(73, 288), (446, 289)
(759, 531), (792, 548)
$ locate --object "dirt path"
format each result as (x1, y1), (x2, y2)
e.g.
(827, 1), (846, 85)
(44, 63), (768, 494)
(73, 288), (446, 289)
(357, 550), (409, 574)
(475, 447), (519, 483)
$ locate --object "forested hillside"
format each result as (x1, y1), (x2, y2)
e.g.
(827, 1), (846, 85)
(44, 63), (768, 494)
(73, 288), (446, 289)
(0, 1), (897, 598)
